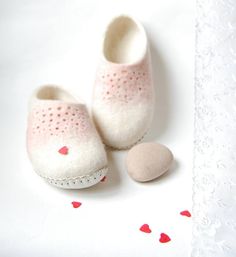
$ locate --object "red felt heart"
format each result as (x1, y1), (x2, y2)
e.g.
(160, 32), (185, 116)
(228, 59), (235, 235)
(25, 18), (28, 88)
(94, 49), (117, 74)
(159, 233), (171, 243)
(100, 176), (106, 182)
(58, 146), (68, 155)
(140, 224), (152, 233)
(71, 201), (82, 208)
(180, 210), (191, 217)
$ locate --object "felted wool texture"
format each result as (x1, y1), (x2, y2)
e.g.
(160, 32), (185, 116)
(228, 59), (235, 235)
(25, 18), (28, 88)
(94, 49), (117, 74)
(103, 15), (147, 64)
(92, 15), (154, 149)
(93, 96), (153, 149)
(27, 85), (107, 185)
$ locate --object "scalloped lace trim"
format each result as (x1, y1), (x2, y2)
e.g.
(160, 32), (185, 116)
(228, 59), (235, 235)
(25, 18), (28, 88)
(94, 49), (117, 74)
(193, 0), (236, 256)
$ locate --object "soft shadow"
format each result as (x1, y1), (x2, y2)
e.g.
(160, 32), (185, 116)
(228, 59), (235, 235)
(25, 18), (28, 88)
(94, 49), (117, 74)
(144, 35), (171, 141)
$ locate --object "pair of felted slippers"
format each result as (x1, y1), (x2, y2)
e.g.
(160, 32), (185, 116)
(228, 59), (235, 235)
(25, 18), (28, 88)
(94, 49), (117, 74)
(27, 15), (155, 189)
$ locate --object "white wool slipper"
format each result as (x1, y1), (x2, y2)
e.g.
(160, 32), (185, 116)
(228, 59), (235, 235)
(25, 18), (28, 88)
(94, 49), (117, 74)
(27, 85), (108, 189)
(92, 15), (155, 150)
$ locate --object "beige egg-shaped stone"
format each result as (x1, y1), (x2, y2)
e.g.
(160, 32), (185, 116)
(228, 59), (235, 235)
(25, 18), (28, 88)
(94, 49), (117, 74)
(126, 142), (173, 182)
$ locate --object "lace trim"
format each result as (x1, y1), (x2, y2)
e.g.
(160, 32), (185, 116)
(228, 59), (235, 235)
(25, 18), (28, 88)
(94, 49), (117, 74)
(193, 0), (236, 256)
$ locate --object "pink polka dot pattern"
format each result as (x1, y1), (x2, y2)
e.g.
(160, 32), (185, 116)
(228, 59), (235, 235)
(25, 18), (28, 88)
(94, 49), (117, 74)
(27, 103), (92, 145)
(94, 57), (152, 104)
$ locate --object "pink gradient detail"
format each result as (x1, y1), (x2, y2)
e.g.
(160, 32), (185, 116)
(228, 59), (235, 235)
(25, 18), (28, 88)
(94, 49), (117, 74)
(27, 102), (92, 150)
(94, 56), (152, 105)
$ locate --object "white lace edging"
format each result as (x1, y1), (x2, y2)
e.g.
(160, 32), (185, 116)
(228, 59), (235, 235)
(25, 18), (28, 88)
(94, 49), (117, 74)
(193, 0), (236, 256)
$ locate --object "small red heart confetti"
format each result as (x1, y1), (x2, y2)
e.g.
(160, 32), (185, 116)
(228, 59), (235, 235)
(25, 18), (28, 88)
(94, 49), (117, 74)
(180, 210), (191, 217)
(100, 176), (106, 182)
(71, 201), (82, 208)
(159, 233), (171, 243)
(58, 146), (68, 155)
(139, 224), (152, 233)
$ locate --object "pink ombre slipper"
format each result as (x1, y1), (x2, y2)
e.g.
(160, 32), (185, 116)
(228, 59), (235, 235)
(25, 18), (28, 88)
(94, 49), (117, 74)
(27, 85), (108, 189)
(92, 15), (155, 150)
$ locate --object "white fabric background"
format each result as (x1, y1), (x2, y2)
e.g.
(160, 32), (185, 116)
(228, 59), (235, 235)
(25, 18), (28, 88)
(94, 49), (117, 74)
(0, 0), (194, 256)
(193, 0), (236, 256)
